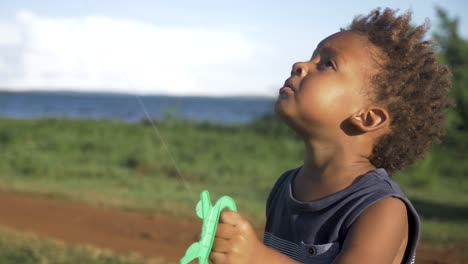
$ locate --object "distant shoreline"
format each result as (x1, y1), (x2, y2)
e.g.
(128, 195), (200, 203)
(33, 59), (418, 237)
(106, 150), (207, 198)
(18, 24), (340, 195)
(0, 89), (275, 100)
(0, 90), (275, 124)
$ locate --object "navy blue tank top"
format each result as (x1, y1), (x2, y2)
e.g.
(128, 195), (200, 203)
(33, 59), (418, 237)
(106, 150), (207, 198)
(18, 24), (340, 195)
(263, 168), (420, 264)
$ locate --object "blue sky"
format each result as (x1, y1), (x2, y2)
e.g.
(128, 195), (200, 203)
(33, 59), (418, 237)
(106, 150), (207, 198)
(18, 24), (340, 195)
(0, 0), (467, 96)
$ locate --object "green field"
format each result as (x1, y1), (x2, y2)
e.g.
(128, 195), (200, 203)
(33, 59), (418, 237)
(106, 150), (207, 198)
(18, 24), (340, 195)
(0, 117), (467, 250)
(0, 116), (304, 221)
(0, 226), (165, 264)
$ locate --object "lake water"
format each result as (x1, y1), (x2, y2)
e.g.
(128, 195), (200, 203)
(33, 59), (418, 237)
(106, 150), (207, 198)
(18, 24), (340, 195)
(0, 91), (275, 124)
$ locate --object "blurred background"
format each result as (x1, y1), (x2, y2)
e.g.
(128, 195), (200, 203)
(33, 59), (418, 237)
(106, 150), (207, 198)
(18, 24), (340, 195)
(0, 0), (467, 263)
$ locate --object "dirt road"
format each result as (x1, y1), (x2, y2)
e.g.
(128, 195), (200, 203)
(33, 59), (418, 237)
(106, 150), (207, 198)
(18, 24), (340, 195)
(0, 190), (465, 264)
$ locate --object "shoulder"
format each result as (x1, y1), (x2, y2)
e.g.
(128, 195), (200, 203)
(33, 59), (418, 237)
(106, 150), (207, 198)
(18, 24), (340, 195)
(335, 197), (409, 264)
(351, 197), (408, 239)
(340, 168), (411, 229)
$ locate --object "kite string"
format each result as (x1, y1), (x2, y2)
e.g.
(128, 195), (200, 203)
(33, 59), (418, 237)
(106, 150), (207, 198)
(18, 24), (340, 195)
(127, 79), (197, 204)
(80, 0), (197, 203)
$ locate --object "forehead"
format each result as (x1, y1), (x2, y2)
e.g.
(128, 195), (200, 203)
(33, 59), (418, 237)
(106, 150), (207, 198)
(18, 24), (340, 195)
(315, 31), (379, 69)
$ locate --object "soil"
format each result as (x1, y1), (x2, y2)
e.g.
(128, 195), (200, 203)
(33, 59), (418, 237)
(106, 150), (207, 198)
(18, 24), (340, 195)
(0, 190), (466, 264)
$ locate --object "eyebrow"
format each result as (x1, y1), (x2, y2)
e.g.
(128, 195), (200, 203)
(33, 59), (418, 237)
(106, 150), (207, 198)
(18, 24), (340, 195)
(319, 46), (338, 56)
(311, 46), (346, 65)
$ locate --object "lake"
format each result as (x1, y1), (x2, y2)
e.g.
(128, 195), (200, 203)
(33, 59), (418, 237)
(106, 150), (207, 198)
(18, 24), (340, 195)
(0, 91), (275, 124)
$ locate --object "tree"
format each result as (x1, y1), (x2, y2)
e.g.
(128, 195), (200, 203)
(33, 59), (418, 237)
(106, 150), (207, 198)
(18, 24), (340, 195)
(433, 6), (468, 150)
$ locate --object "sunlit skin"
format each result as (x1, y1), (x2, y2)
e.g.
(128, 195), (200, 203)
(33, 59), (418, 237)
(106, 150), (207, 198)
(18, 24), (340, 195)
(209, 31), (409, 264)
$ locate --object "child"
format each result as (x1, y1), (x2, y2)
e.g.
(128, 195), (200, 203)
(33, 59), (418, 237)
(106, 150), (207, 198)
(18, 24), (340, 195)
(209, 8), (452, 264)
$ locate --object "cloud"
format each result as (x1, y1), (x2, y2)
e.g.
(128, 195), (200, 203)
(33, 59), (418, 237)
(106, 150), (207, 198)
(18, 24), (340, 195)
(0, 10), (275, 96)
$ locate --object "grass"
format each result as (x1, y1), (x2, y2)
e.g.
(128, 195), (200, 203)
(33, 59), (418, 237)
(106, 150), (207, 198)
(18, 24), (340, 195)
(0, 116), (466, 249)
(0, 117), (302, 221)
(0, 226), (165, 264)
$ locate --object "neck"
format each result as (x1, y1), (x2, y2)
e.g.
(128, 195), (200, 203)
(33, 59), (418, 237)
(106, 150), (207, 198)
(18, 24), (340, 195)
(294, 138), (375, 201)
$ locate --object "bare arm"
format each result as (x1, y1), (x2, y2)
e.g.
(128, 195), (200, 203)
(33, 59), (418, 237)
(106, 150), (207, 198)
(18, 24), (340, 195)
(332, 197), (409, 264)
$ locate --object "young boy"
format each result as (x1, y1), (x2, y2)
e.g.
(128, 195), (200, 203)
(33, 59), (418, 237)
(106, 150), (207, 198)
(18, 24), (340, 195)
(209, 8), (452, 264)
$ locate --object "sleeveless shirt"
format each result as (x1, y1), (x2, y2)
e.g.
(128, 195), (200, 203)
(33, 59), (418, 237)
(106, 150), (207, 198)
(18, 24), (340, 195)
(263, 168), (420, 264)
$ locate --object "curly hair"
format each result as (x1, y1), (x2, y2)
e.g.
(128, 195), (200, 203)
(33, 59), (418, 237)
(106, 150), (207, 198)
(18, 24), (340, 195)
(347, 8), (452, 175)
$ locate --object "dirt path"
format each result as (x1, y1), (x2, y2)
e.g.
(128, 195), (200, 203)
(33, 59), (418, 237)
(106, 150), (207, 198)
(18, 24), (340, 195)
(0, 190), (466, 264)
(0, 190), (198, 263)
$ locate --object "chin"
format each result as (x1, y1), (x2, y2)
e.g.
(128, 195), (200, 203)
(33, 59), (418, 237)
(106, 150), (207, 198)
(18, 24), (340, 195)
(274, 98), (289, 118)
(275, 101), (296, 127)
(275, 102), (309, 138)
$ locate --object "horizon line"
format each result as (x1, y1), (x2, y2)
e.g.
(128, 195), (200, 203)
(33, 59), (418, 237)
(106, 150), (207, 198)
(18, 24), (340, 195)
(0, 88), (277, 99)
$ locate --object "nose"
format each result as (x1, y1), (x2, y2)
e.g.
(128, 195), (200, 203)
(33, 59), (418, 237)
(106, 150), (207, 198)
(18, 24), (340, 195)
(291, 62), (308, 77)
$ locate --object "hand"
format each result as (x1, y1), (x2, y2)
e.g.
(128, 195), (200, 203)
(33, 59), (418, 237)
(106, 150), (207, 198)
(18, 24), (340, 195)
(209, 210), (263, 264)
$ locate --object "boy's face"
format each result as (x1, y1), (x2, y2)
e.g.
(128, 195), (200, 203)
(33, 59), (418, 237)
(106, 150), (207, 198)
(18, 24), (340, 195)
(275, 31), (380, 138)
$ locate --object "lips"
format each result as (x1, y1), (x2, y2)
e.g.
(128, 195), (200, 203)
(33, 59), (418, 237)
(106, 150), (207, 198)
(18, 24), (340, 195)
(279, 86), (294, 94)
(279, 79), (296, 94)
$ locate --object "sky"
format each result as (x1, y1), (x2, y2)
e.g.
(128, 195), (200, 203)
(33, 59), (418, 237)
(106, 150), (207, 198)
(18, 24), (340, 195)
(0, 0), (467, 97)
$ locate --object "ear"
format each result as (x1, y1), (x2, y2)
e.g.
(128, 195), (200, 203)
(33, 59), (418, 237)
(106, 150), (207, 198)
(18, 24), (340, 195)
(349, 107), (390, 133)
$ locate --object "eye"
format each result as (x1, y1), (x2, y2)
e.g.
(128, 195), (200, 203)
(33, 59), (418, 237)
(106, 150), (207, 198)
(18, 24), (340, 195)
(318, 59), (336, 71)
(324, 60), (335, 69)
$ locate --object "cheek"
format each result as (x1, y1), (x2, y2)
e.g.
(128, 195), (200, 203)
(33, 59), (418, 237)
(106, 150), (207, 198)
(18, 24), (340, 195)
(297, 83), (348, 124)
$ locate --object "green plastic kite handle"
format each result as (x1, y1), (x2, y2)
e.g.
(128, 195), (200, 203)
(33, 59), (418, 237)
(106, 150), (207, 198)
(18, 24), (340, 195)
(180, 190), (237, 264)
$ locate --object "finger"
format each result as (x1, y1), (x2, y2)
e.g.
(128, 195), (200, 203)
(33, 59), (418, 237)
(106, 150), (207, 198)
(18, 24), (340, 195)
(212, 237), (230, 253)
(216, 223), (235, 239)
(220, 211), (255, 234)
(209, 251), (227, 264)
(219, 210), (244, 226)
